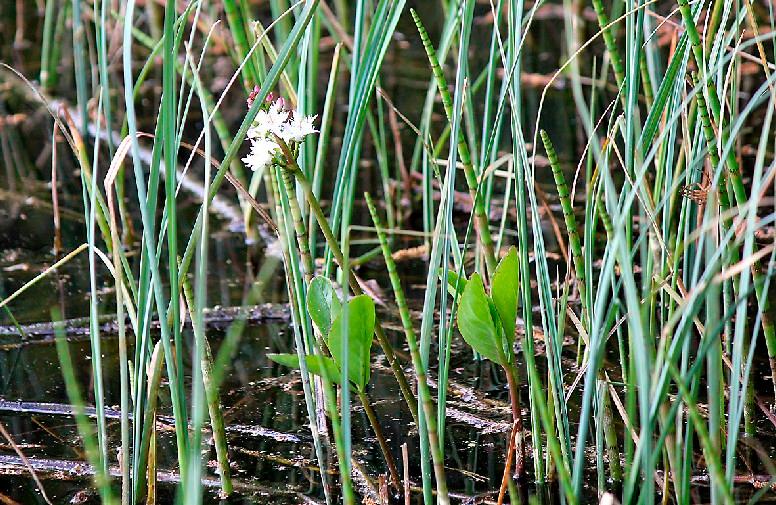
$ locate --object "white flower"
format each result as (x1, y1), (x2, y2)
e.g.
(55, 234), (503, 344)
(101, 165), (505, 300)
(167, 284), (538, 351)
(248, 99), (289, 139)
(242, 137), (279, 172)
(243, 98), (318, 171)
(280, 113), (318, 142)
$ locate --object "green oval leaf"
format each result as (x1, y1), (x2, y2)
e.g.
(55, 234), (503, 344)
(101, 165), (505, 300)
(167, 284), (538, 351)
(442, 269), (468, 298)
(268, 353), (301, 369)
(305, 355), (342, 383)
(457, 273), (508, 365)
(328, 295), (376, 390)
(491, 246), (519, 349)
(307, 276), (342, 338)
(268, 353), (342, 385)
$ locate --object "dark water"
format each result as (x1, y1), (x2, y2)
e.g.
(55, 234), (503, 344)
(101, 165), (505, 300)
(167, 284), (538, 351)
(0, 159), (580, 502)
(4, 1), (776, 503)
(0, 228), (561, 503)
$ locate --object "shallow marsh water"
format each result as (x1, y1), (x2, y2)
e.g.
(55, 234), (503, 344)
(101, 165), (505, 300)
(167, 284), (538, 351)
(3, 214), (776, 503)
(2, 1), (776, 504)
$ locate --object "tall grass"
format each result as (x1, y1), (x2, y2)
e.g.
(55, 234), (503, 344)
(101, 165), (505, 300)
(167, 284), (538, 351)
(1, 0), (775, 503)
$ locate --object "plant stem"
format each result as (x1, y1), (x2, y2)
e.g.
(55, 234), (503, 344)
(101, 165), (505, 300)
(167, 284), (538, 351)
(590, 0), (625, 90)
(275, 139), (420, 425)
(411, 8), (497, 275)
(278, 163), (315, 282)
(322, 381), (357, 505)
(504, 364), (525, 479)
(356, 388), (402, 492)
(364, 192), (450, 504)
(677, 0), (776, 399)
(541, 130), (588, 323)
(181, 275), (233, 496)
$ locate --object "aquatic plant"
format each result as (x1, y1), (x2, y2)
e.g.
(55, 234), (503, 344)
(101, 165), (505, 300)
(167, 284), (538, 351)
(0, 0), (775, 504)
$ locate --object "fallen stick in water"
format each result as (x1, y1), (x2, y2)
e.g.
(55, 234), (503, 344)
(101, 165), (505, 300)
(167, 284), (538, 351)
(0, 303), (290, 340)
(0, 399), (305, 443)
(0, 454), (304, 496)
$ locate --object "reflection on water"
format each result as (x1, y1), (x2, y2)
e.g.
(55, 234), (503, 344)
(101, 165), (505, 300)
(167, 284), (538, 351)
(0, 228), (561, 503)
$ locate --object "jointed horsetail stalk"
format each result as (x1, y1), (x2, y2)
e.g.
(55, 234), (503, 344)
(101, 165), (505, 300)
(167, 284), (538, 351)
(275, 162), (336, 356)
(597, 194), (614, 241)
(640, 56), (654, 108)
(410, 8), (497, 275)
(601, 382), (622, 481)
(274, 139), (420, 425)
(693, 75), (733, 213)
(678, 2), (776, 396)
(590, 0), (625, 90)
(547, 136), (623, 485)
(364, 192), (450, 504)
(694, 77), (757, 425)
(694, 86), (722, 181)
(275, 158), (314, 283)
(677, 0), (747, 207)
(540, 131), (588, 322)
(180, 273), (233, 496)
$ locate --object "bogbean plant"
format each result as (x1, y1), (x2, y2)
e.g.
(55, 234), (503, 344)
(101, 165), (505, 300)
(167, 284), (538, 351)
(246, 92), (414, 502)
(269, 278), (402, 492)
(450, 248), (526, 494)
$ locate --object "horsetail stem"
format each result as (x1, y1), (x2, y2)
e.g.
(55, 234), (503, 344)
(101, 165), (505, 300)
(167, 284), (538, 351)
(544, 137), (624, 486)
(540, 130), (588, 322)
(410, 8), (497, 275)
(590, 0), (625, 90)
(276, 160), (314, 283)
(677, 0), (747, 207)
(601, 383), (622, 481)
(364, 192), (450, 504)
(180, 273), (233, 496)
(597, 194), (614, 241)
(693, 82), (722, 179)
(693, 77), (767, 417)
(640, 56), (654, 108)
(693, 74), (733, 215)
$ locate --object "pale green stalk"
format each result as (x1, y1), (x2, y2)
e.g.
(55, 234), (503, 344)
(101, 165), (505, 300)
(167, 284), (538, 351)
(411, 8), (497, 275)
(364, 193), (449, 504)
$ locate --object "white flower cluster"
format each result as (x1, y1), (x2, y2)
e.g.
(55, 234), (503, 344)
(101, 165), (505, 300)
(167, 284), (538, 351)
(242, 98), (317, 172)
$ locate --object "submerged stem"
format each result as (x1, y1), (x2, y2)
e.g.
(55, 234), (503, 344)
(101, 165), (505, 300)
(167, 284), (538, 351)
(356, 388), (402, 492)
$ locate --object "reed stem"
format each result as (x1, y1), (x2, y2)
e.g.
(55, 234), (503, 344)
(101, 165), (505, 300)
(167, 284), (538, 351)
(411, 8), (497, 275)
(364, 192), (450, 504)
